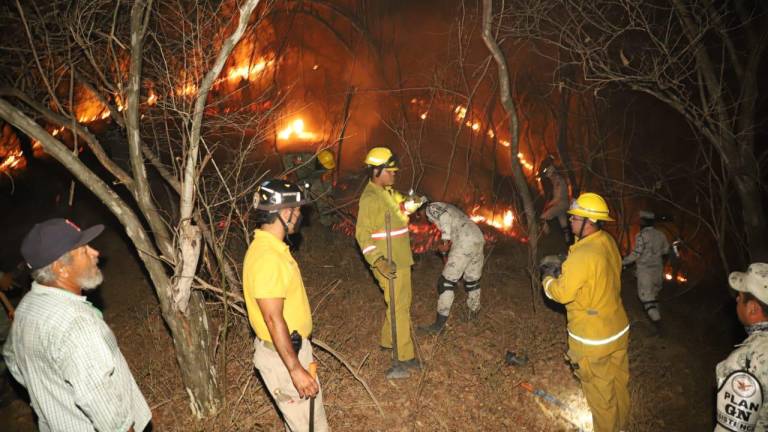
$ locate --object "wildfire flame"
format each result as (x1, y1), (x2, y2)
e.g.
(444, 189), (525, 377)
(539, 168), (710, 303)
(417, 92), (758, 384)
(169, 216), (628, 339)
(331, 202), (523, 255)
(277, 118), (319, 142)
(412, 99), (535, 172)
(225, 58), (271, 83)
(3, 45), (276, 172)
(665, 272), (688, 284)
(146, 89), (158, 106)
(0, 151), (24, 172)
(174, 55), (274, 98)
(469, 206), (516, 232)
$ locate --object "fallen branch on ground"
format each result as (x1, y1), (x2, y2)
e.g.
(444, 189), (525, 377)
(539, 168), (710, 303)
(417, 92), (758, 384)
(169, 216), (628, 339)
(312, 338), (385, 418)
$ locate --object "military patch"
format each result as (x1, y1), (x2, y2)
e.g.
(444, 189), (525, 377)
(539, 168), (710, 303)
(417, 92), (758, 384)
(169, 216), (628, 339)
(716, 370), (763, 431)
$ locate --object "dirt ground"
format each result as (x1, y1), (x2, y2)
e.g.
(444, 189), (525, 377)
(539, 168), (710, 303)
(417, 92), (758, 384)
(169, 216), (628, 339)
(0, 188), (739, 431)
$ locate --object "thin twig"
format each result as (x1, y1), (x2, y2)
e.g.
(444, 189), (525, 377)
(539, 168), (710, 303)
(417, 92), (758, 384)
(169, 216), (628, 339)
(311, 338), (385, 418)
(311, 279), (342, 316)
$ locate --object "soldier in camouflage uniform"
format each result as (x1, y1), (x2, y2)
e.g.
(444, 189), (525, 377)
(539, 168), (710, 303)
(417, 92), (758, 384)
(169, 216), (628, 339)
(282, 150), (337, 227)
(539, 162), (573, 246)
(418, 202), (485, 334)
(622, 211), (670, 325)
(715, 263), (768, 432)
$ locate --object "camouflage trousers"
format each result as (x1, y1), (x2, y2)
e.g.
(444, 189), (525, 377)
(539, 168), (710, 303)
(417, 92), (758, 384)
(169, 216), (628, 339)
(438, 239), (484, 316)
(637, 265), (663, 322)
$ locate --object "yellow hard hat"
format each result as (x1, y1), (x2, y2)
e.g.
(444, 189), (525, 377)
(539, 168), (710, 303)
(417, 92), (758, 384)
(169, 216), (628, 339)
(317, 149), (335, 170)
(364, 147), (398, 171)
(567, 192), (614, 222)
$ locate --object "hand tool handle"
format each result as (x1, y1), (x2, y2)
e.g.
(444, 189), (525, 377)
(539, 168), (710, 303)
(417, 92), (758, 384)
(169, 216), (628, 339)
(385, 211), (399, 366)
(309, 362), (317, 432)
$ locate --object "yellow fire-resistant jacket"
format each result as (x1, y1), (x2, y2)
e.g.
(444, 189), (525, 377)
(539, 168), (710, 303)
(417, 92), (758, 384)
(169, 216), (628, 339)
(355, 181), (414, 267)
(543, 230), (629, 351)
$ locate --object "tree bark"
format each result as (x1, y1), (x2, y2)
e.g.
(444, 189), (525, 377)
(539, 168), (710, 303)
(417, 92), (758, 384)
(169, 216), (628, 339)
(481, 0), (540, 299)
(0, 98), (221, 417)
(555, 84), (578, 197)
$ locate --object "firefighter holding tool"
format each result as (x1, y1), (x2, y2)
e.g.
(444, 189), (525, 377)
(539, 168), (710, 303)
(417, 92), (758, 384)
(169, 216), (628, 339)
(355, 147), (424, 379)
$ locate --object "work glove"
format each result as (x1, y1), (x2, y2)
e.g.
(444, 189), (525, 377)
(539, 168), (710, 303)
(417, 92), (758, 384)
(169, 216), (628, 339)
(539, 255), (564, 280)
(540, 264), (560, 279)
(374, 257), (397, 278)
(403, 191), (427, 215)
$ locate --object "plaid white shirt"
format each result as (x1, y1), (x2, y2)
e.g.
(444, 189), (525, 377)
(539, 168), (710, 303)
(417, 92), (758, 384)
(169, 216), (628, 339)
(3, 282), (151, 431)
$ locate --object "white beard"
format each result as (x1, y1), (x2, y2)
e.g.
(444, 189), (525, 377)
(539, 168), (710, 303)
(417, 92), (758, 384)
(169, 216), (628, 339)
(78, 267), (104, 291)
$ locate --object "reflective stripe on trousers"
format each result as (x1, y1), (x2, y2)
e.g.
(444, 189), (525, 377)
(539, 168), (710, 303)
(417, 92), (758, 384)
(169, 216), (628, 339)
(568, 324), (630, 346)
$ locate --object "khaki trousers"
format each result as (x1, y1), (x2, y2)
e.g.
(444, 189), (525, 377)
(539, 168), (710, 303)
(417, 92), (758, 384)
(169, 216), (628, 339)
(568, 336), (630, 432)
(253, 338), (330, 432)
(374, 266), (415, 361)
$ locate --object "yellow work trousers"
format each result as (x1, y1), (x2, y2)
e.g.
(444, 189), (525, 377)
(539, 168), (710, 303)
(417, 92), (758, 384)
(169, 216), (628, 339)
(374, 266), (414, 361)
(568, 336), (630, 432)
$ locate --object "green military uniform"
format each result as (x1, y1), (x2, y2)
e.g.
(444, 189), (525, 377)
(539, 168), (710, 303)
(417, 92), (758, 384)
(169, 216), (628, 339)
(355, 181), (415, 361)
(282, 152), (336, 226)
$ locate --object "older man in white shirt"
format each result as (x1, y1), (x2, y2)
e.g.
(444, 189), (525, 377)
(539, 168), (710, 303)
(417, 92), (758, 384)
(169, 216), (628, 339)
(3, 218), (151, 432)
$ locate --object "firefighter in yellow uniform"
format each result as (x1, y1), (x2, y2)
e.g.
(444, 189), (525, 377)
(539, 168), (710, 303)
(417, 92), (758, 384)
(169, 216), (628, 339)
(355, 147), (423, 379)
(540, 192), (630, 432)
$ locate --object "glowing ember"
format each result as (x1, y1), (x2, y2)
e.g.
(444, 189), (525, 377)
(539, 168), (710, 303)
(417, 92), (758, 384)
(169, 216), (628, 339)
(420, 112), (428, 120)
(146, 89), (158, 106)
(277, 118), (319, 142)
(454, 105), (468, 120)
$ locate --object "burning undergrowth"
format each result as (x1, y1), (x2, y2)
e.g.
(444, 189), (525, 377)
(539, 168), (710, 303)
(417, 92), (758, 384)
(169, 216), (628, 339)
(332, 202), (526, 255)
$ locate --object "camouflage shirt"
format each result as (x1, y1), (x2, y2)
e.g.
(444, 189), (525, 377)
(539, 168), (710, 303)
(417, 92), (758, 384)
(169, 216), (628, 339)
(715, 322), (768, 432)
(622, 226), (669, 269)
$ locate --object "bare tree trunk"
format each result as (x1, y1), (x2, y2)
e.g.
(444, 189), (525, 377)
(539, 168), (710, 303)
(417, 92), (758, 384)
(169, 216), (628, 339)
(0, 98), (222, 417)
(481, 0), (540, 297)
(335, 86), (355, 182)
(123, 0), (224, 417)
(555, 84), (578, 197)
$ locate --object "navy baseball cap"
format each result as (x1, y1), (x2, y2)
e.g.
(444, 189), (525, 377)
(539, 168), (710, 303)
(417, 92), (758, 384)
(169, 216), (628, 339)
(21, 219), (104, 270)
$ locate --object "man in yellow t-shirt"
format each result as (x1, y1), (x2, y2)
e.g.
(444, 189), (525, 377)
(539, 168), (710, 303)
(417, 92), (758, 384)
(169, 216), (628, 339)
(243, 178), (329, 431)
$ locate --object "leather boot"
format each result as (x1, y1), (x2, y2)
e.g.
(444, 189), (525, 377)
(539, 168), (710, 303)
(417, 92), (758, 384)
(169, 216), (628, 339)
(417, 313), (448, 335)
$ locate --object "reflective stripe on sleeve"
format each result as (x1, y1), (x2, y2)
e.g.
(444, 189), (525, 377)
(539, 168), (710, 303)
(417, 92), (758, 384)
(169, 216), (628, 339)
(568, 324), (630, 346)
(362, 245), (377, 255)
(370, 227), (409, 239)
(543, 278), (555, 300)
